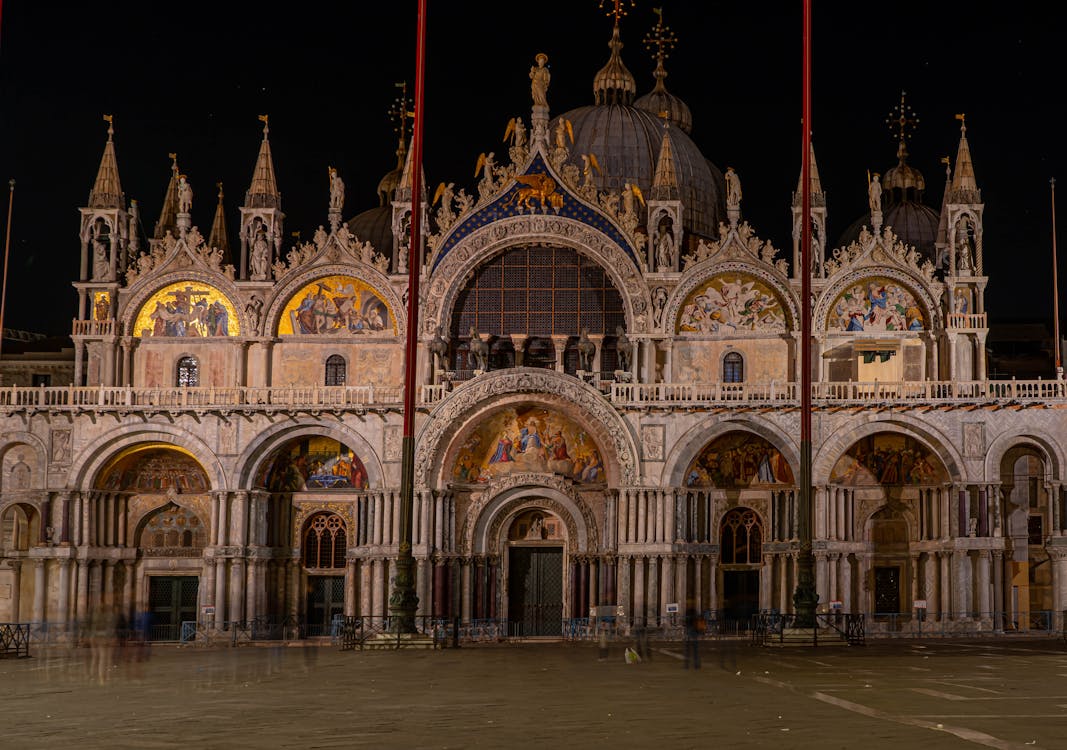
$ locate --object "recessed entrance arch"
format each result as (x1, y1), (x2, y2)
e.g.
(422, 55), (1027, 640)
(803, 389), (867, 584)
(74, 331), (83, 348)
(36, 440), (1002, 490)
(506, 509), (565, 636)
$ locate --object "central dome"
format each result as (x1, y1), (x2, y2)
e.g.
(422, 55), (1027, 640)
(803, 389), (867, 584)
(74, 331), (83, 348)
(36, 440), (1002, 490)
(555, 106), (723, 239)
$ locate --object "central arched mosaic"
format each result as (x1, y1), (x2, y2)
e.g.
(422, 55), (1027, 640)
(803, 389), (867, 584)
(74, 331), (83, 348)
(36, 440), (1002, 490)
(452, 406), (605, 484)
(97, 444), (210, 492)
(685, 431), (794, 488)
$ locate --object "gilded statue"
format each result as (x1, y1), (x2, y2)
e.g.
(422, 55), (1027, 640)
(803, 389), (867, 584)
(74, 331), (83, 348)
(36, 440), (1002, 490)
(530, 53), (550, 107)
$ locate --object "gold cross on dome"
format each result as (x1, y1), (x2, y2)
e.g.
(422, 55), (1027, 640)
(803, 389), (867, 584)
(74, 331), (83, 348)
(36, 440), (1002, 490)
(885, 90), (920, 144)
(600, 0), (635, 24)
(643, 6), (676, 62)
(389, 82), (415, 142)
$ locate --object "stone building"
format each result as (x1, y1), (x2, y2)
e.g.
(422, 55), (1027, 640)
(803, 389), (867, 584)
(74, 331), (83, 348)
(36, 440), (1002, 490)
(2, 13), (1066, 641)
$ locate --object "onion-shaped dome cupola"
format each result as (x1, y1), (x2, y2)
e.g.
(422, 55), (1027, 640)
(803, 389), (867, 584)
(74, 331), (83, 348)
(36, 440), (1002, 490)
(557, 8), (723, 239)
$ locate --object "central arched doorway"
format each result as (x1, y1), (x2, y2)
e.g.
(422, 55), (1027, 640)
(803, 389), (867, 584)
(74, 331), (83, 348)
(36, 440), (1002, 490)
(720, 507), (763, 623)
(506, 508), (565, 636)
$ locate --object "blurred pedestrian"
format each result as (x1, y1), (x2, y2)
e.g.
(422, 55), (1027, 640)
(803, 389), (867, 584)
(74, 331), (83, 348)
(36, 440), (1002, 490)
(683, 605), (701, 670)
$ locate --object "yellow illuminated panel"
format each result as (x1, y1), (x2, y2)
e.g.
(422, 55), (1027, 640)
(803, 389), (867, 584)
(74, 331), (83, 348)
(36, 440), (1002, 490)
(134, 281), (240, 337)
(278, 275), (396, 336)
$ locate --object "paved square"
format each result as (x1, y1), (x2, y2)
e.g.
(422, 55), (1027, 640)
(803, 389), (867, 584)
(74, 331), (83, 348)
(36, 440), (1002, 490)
(2, 638), (1066, 748)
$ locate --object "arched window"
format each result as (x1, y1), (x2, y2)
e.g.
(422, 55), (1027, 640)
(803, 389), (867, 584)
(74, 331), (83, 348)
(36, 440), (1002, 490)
(325, 355), (346, 386)
(723, 351), (744, 383)
(720, 508), (762, 564)
(176, 356), (199, 387)
(304, 513), (347, 569)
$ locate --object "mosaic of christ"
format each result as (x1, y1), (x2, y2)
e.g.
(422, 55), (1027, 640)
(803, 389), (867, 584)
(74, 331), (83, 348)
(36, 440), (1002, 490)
(259, 437), (369, 491)
(452, 406), (605, 484)
(677, 274), (786, 334)
(134, 281), (240, 337)
(685, 431), (794, 489)
(830, 433), (946, 486)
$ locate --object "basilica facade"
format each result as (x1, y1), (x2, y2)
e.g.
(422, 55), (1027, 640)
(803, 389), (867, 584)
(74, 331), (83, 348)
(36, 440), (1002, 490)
(2, 14), (1067, 641)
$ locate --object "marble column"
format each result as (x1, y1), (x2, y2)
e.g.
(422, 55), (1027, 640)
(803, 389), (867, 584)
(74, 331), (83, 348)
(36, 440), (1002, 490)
(816, 552), (829, 611)
(32, 561), (46, 623)
(939, 551), (952, 620)
(229, 558), (245, 623)
(992, 550), (1004, 629)
(840, 555), (853, 612)
(633, 558), (645, 625)
(977, 551), (992, 623)
(75, 560), (88, 621)
(618, 557), (632, 623)
(57, 559), (72, 625)
(707, 554), (719, 612)
(646, 556), (659, 625)
(361, 559), (373, 618)
(461, 559), (472, 625)
(214, 558), (228, 628)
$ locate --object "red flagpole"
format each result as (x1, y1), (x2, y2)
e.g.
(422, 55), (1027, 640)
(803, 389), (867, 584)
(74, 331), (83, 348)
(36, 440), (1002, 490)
(1052, 177), (1061, 378)
(0, 180), (14, 377)
(391, 0), (427, 633)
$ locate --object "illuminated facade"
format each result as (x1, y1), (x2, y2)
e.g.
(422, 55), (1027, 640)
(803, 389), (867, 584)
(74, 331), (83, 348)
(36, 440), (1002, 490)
(3, 12), (1067, 641)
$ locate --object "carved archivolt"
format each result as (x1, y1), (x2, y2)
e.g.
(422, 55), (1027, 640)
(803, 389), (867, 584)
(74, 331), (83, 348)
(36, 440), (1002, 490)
(414, 368), (639, 487)
(460, 474), (600, 555)
(424, 216), (651, 337)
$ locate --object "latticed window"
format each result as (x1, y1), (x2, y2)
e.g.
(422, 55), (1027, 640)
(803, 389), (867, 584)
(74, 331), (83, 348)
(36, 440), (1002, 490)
(325, 355), (346, 386)
(177, 356), (199, 387)
(723, 352), (744, 383)
(720, 508), (762, 564)
(303, 513), (347, 569)
(450, 246), (625, 368)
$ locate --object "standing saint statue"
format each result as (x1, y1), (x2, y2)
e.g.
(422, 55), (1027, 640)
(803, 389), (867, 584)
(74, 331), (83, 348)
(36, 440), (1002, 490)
(250, 227), (271, 279)
(177, 175), (193, 214)
(530, 53), (550, 107)
(725, 167), (741, 211)
(868, 172), (883, 215)
(329, 168), (345, 213)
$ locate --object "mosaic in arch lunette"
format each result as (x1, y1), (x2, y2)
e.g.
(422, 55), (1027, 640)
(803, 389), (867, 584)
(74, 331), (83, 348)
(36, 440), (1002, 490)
(452, 406), (605, 484)
(827, 277), (925, 332)
(685, 431), (794, 489)
(133, 281), (240, 337)
(830, 433), (947, 486)
(97, 445), (210, 492)
(278, 275), (396, 336)
(259, 437), (369, 491)
(677, 274), (786, 334)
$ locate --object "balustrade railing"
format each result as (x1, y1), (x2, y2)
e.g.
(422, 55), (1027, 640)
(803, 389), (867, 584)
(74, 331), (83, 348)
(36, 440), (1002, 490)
(1, 376), (1064, 412)
(947, 312), (988, 329)
(71, 318), (115, 336)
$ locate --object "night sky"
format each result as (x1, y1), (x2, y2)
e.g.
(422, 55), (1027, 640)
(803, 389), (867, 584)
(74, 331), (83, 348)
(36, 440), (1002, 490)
(0, 2), (1060, 337)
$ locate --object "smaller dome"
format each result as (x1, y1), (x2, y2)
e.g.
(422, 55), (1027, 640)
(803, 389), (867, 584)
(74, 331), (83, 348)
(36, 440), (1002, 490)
(882, 140), (926, 197)
(347, 205), (393, 255)
(634, 82), (692, 134)
(836, 200), (941, 267)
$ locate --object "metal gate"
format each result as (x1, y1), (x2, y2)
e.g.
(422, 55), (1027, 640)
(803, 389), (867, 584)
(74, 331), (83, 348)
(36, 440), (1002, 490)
(874, 565), (901, 614)
(508, 547), (563, 636)
(306, 576), (345, 636)
(147, 576), (199, 641)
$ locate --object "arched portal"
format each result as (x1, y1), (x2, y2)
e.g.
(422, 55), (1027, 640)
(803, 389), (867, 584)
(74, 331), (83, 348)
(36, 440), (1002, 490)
(830, 432), (948, 621)
(999, 444), (1053, 630)
(301, 512), (348, 636)
(505, 508), (566, 636)
(95, 443), (212, 639)
(684, 430), (792, 615)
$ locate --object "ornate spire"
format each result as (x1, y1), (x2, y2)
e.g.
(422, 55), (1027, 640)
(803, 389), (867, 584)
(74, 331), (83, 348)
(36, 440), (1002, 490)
(88, 115), (124, 209)
(948, 114), (981, 203)
(208, 182), (231, 261)
(153, 153), (180, 239)
(935, 156), (953, 249)
(245, 115), (281, 209)
(651, 123), (678, 200)
(593, 1), (637, 105)
(793, 141), (825, 207)
(644, 7), (675, 95)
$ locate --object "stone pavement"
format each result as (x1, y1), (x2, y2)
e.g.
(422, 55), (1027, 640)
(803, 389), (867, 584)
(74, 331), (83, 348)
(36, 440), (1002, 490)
(2, 637), (1066, 749)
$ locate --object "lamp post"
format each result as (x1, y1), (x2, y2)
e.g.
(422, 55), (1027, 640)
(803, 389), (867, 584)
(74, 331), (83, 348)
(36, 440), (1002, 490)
(1052, 178), (1062, 380)
(792, 0), (818, 628)
(389, 0), (428, 635)
(0, 180), (14, 381)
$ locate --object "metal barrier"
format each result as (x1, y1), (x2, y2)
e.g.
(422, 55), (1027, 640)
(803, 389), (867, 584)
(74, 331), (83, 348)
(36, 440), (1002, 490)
(0, 623), (31, 658)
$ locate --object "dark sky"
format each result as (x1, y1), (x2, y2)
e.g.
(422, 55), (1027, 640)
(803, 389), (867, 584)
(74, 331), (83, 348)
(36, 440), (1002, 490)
(0, 1), (1060, 337)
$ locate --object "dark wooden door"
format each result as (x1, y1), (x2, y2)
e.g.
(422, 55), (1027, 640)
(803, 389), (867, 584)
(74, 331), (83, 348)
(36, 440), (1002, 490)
(723, 569), (760, 623)
(147, 576), (198, 641)
(306, 576), (345, 636)
(874, 566), (901, 614)
(508, 547), (563, 636)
